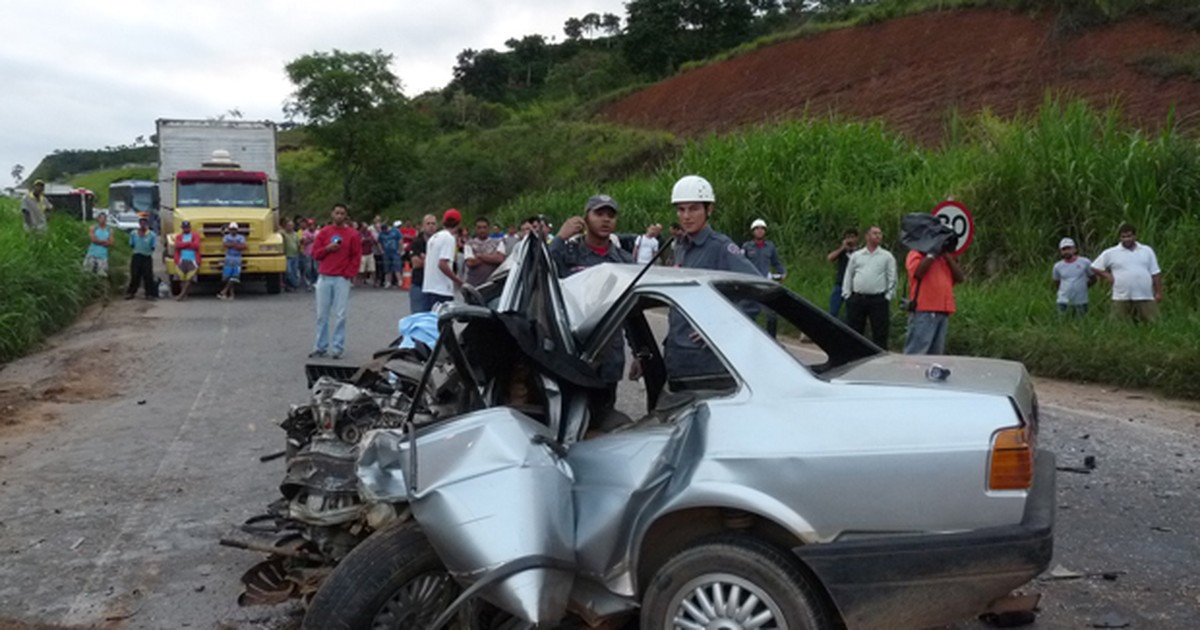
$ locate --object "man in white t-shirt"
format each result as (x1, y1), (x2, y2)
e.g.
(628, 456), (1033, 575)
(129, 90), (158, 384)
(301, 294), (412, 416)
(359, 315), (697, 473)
(632, 223), (661, 264)
(1091, 224), (1162, 322)
(1051, 237), (1095, 317)
(423, 208), (464, 308)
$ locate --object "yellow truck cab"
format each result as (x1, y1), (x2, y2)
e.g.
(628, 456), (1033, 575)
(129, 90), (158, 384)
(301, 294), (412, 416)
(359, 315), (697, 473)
(158, 119), (285, 295)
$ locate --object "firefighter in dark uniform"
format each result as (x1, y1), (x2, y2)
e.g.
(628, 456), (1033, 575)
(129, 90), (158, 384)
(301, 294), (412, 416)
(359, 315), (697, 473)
(549, 194), (636, 424)
(664, 175), (760, 380)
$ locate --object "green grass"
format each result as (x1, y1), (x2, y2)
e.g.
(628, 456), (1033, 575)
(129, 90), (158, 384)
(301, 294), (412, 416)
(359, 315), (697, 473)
(70, 166), (158, 207)
(0, 198), (130, 363)
(498, 98), (1200, 399)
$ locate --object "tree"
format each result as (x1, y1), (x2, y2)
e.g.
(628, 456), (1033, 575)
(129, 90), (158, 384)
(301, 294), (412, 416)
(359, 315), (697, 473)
(11, 164), (24, 185)
(564, 17), (584, 40)
(601, 13), (622, 37)
(284, 49), (407, 201)
(452, 48), (514, 102)
(623, 0), (760, 76)
(581, 13), (602, 38)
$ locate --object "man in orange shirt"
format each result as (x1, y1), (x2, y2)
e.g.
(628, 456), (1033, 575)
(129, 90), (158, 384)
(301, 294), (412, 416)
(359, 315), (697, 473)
(903, 242), (965, 355)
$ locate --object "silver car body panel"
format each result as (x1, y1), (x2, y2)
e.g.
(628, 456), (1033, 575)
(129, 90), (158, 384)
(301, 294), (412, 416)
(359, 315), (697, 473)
(353, 263), (1040, 624)
(358, 409), (576, 624)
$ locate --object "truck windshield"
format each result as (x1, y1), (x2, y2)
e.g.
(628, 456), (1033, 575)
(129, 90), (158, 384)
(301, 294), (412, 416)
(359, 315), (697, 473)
(178, 181), (267, 208)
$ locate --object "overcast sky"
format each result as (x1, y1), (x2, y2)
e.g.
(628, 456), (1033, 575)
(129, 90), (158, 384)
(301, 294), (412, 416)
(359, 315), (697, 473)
(1, 0), (627, 184)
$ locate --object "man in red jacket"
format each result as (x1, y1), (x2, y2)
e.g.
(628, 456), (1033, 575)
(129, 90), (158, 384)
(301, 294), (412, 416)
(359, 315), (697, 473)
(310, 204), (363, 360)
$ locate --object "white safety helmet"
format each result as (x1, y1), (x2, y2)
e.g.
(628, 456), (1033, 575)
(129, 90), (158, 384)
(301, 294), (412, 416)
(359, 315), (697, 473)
(751, 219), (767, 230)
(671, 175), (716, 205)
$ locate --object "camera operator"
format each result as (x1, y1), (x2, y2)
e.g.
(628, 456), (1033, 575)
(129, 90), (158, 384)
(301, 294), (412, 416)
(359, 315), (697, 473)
(903, 232), (965, 355)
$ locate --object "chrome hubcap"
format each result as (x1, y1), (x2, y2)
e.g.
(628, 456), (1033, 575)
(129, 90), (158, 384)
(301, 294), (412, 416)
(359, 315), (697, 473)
(668, 573), (786, 630)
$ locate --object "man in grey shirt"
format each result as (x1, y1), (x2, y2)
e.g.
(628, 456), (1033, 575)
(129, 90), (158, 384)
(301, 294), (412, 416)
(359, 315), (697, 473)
(842, 225), (897, 348)
(742, 218), (787, 338)
(1052, 237), (1094, 317)
(665, 175), (759, 380)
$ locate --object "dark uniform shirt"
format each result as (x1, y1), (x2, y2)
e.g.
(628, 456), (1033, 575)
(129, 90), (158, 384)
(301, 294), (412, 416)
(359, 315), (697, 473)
(742, 239), (786, 278)
(549, 236), (634, 384)
(666, 226), (760, 379)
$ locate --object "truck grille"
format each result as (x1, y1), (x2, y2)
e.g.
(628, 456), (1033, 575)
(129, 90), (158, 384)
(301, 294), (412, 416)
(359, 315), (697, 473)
(203, 223), (251, 237)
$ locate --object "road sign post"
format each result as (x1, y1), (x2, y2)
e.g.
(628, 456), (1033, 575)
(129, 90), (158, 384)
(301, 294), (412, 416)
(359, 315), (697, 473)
(931, 200), (974, 256)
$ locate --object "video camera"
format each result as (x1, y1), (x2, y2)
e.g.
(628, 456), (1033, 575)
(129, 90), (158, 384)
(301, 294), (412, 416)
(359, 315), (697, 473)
(901, 213), (957, 256)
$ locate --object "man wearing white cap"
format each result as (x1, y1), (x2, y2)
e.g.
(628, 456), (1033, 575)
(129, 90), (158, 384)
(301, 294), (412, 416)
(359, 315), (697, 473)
(742, 218), (786, 337)
(217, 222), (246, 301)
(1052, 237), (1094, 317)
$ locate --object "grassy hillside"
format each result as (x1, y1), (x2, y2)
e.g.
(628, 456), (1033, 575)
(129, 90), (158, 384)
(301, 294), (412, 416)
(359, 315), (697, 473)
(71, 167), (157, 207)
(0, 198), (129, 363)
(500, 98), (1200, 398)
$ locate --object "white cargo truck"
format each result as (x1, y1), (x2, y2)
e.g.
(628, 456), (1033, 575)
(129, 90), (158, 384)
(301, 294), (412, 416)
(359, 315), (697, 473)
(158, 119), (286, 294)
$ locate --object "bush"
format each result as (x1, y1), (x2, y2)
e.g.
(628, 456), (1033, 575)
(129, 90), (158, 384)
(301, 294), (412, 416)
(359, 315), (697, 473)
(0, 199), (129, 363)
(498, 98), (1200, 398)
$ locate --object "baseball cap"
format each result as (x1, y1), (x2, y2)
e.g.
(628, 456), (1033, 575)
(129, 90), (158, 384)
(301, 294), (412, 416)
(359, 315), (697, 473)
(443, 208), (461, 223)
(181, 220), (191, 227)
(393, 220), (402, 227)
(751, 219), (767, 229)
(584, 194), (619, 214)
(1059, 237), (1075, 249)
(227, 222), (239, 230)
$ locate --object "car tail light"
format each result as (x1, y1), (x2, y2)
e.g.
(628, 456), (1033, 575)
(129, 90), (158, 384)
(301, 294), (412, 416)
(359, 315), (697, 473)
(989, 426), (1034, 491)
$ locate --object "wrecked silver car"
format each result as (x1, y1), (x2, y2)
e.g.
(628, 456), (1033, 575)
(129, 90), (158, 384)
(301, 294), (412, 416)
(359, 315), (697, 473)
(289, 234), (1054, 630)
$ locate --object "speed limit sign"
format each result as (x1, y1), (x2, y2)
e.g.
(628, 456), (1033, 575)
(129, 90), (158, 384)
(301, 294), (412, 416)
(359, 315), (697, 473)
(931, 200), (974, 257)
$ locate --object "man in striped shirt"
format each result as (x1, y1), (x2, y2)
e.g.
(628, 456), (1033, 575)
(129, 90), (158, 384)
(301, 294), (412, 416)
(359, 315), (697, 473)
(842, 226), (897, 349)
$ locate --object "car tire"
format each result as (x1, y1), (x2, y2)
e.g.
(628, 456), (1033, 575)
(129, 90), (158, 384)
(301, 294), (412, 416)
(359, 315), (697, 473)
(640, 534), (832, 630)
(169, 279), (182, 297)
(266, 273), (282, 295)
(303, 522), (503, 630)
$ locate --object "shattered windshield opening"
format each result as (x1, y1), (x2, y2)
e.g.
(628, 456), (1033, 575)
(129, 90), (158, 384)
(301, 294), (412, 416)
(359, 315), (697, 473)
(713, 281), (882, 374)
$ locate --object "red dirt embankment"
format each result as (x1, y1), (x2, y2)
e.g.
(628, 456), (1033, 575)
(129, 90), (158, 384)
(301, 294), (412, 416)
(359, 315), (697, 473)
(602, 10), (1200, 142)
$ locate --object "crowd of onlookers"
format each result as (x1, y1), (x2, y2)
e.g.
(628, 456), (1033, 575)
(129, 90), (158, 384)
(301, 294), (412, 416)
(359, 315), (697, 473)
(21, 172), (1166, 361)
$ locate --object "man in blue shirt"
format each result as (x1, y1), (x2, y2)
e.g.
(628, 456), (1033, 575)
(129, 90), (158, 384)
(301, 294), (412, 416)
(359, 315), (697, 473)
(379, 221), (404, 288)
(126, 216), (158, 300)
(217, 222), (246, 301)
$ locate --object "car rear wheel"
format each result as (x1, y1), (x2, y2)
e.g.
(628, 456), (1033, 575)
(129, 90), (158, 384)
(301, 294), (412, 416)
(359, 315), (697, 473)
(640, 534), (831, 630)
(266, 273), (282, 294)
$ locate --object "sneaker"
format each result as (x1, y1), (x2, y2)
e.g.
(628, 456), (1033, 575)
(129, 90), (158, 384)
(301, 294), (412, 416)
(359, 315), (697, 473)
(331, 351), (343, 360)
(308, 350), (327, 358)
(384, 282), (392, 288)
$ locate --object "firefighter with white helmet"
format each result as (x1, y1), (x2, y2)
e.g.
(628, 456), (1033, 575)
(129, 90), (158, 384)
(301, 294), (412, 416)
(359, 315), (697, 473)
(664, 175), (759, 380)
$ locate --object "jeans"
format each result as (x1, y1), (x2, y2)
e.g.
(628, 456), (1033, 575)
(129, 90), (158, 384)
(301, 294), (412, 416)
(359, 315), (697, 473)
(426, 292), (453, 310)
(904, 311), (949, 355)
(409, 282), (427, 313)
(1056, 302), (1088, 317)
(829, 284), (845, 319)
(299, 254), (316, 286)
(313, 275), (352, 354)
(285, 256), (300, 289)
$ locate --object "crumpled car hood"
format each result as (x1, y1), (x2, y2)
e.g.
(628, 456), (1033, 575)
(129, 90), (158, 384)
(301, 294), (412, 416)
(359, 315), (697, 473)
(829, 354), (1035, 417)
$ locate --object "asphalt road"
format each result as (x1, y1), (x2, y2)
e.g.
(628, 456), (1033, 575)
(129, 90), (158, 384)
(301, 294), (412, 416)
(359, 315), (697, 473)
(0, 284), (1197, 629)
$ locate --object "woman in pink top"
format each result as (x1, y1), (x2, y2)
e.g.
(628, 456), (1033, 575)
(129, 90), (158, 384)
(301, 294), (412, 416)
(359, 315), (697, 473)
(300, 220), (318, 289)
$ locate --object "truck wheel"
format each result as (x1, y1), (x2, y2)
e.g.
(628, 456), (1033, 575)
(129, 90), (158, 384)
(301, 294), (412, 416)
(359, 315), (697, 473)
(640, 534), (832, 630)
(304, 522), (500, 630)
(266, 273), (282, 295)
(170, 279), (182, 297)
